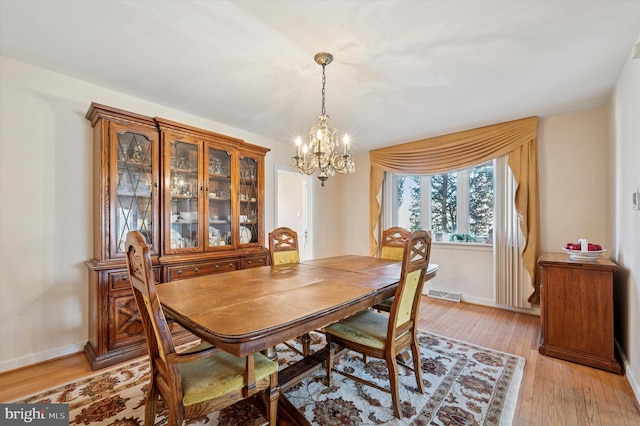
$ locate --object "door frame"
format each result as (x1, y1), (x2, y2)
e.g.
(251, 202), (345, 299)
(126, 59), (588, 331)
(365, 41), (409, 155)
(275, 166), (313, 260)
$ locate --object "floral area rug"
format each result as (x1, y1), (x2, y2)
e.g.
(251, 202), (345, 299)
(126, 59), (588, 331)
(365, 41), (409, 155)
(13, 331), (524, 425)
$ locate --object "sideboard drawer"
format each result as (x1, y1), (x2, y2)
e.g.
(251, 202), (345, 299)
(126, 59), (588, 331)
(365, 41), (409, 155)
(242, 255), (268, 269)
(109, 268), (161, 291)
(166, 260), (238, 281)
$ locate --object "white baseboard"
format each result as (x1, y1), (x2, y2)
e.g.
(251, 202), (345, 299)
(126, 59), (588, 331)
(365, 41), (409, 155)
(455, 294), (541, 316)
(0, 342), (85, 373)
(615, 339), (640, 405)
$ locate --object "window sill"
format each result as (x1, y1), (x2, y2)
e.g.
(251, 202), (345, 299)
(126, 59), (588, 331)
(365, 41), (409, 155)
(432, 241), (493, 251)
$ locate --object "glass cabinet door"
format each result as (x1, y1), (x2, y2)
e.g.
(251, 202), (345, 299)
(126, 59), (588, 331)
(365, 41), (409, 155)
(113, 128), (157, 257)
(166, 138), (201, 252)
(205, 147), (233, 249)
(239, 156), (260, 245)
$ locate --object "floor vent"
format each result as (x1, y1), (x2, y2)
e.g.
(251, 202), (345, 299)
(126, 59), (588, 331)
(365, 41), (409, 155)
(427, 289), (462, 303)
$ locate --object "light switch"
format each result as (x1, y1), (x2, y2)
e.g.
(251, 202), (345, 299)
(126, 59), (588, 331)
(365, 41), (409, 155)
(634, 191), (640, 210)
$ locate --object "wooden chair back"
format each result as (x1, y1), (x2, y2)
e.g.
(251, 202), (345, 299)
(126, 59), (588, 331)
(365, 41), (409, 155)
(388, 230), (432, 338)
(125, 231), (180, 395)
(268, 227), (300, 265)
(380, 227), (411, 260)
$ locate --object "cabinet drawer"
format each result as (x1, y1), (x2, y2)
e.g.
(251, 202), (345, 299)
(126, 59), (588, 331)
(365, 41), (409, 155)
(242, 256), (268, 269)
(166, 260), (238, 280)
(109, 268), (161, 291)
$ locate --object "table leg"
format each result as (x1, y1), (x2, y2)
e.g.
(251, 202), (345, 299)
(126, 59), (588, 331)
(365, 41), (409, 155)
(300, 333), (311, 358)
(397, 349), (411, 363)
(262, 346), (278, 361)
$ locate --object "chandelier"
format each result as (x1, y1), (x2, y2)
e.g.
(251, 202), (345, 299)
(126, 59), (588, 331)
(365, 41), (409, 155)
(291, 52), (355, 187)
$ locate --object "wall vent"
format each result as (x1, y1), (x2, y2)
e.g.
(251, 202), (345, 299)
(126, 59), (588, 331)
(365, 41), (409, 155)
(427, 289), (462, 303)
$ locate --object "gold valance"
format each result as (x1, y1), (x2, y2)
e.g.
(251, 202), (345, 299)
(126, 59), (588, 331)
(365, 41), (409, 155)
(369, 116), (540, 302)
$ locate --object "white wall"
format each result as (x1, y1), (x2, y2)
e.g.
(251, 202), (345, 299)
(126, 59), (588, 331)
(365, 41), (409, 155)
(538, 109), (608, 250)
(0, 57), (289, 372)
(608, 42), (640, 402)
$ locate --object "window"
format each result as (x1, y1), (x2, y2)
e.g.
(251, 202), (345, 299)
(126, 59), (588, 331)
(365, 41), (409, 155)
(389, 161), (494, 243)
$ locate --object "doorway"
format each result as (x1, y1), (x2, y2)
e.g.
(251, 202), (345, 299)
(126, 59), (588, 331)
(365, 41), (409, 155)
(275, 167), (312, 260)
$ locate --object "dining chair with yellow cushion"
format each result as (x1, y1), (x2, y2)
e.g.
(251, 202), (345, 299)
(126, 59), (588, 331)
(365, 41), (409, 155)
(324, 230), (432, 419)
(268, 227), (300, 265)
(374, 226), (411, 312)
(268, 227), (315, 357)
(125, 231), (279, 426)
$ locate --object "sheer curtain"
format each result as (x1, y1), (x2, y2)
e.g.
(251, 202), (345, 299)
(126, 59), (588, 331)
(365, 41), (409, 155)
(494, 156), (532, 307)
(369, 117), (540, 303)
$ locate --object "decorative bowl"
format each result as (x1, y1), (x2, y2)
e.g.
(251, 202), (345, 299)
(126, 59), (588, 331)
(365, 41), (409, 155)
(180, 212), (198, 221)
(562, 248), (606, 260)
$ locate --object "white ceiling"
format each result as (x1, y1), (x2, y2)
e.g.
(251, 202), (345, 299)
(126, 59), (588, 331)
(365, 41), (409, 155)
(1, 1), (639, 153)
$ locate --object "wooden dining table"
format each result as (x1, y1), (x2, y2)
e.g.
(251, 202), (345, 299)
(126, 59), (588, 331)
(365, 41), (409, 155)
(156, 255), (438, 424)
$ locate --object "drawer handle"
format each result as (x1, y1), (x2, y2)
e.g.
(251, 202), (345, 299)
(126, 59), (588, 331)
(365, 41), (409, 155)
(258, 259), (264, 263)
(121, 275), (129, 281)
(228, 263), (233, 267)
(215, 264), (220, 269)
(177, 269), (183, 275)
(247, 260), (252, 264)
(194, 267), (199, 272)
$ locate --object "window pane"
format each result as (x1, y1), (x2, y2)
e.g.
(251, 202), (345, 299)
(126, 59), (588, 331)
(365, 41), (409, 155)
(431, 173), (457, 233)
(396, 176), (419, 231)
(469, 164), (494, 237)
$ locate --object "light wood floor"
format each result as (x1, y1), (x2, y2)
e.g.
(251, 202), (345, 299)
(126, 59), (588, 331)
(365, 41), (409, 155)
(1, 297), (639, 425)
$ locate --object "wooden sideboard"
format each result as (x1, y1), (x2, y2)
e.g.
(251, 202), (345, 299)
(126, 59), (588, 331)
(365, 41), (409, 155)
(538, 252), (622, 374)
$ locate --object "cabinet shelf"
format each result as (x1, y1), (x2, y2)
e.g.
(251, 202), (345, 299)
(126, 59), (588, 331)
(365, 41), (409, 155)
(171, 194), (198, 200)
(209, 173), (231, 180)
(118, 160), (152, 169)
(173, 167), (197, 174)
(117, 192), (152, 198)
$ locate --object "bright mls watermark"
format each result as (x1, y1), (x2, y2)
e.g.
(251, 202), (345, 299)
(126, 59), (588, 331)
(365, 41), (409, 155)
(1, 404), (68, 425)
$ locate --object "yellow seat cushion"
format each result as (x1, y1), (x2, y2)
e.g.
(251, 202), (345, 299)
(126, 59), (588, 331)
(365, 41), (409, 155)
(179, 351), (278, 406)
(325, 310), (389, 349)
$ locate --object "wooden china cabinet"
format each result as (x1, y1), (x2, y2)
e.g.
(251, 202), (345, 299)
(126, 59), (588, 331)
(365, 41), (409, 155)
(85, 103), (269, 370)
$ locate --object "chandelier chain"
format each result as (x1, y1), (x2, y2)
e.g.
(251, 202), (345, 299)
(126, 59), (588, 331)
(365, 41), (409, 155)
(321, 64), (326, 116)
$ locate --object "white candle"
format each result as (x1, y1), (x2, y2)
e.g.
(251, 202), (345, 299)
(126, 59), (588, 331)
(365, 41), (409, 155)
(295, 136), (302, 157)
(343, 134), (350, 155)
